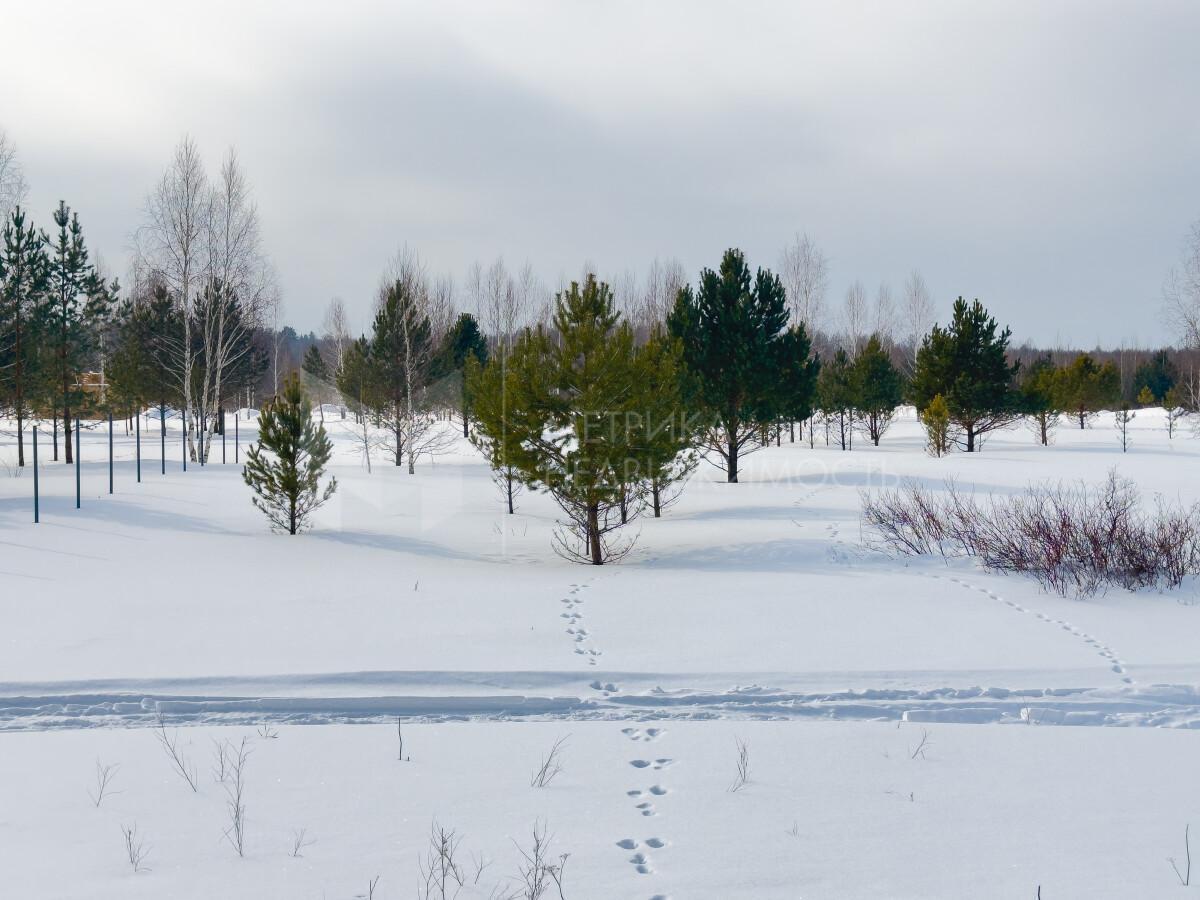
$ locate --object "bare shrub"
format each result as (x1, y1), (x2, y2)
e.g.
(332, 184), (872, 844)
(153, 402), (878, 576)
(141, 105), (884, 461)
(121, 823), (150, 873)
(862, 472), (1200, 598)
(530, 736), (568, 788)
(154, 711), (198, 792)
(220, 737), (251, 857)
(513, 822), (568, 900)
(89, 760), (120, 808)
(290, 827), (315, 858)
(418, 820), (466, 900)
(728, 737), (750, 792)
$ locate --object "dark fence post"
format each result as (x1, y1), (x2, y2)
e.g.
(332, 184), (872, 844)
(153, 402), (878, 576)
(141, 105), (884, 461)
(33, 426), (39, 524)
(235, 414), (239, 464)
(136, 412), (141, 483)
(75, 418), (81, 509)
(108, 411), (114, 494)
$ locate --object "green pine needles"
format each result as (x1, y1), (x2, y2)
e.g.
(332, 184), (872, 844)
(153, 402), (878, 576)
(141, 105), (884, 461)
(243, 374), (337, 534)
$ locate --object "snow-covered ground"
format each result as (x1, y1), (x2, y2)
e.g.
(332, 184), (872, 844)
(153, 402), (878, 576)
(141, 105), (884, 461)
(2, 409), (1199, 897)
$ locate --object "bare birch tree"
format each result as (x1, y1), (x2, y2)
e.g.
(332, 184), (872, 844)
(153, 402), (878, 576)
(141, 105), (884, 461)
(901, 269), (936, 370)
(138, 136), (210, 459)
(841, 280), (868, 357)
(779, 232), (829, 335)
(0, 128), (28, 220)
(873, 282), (896, 346)
(197, 148), (272, 460)
(1165, 220), (1200, 350)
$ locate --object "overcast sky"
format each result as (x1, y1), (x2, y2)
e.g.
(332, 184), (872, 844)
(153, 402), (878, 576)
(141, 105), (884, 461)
(6, 1), (1199, 345)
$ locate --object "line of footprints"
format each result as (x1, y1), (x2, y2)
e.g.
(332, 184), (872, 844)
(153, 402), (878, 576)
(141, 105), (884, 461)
(619, 725), (673, 896)
(561, 583), (602, 666)
(931, 571), (1135, 685)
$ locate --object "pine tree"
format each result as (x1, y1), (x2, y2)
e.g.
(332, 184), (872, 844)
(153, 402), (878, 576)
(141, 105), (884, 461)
(434, 312), (489, 437)
(853, 334), (903, 446)
(1114, 402), (1135, 453)
(817, 347), (855, 450)
(242, 373), (336, 534)
(1136, 385), (1156, 408)
(1019, 354), (1061, 446)
(668, 248), (813, 482)
(1054, 354), (1120, 429)
(45, 201), (108, 463)
(909, 297), (1019, 452)
(0, 206), (50, 466)
(632, 328), (694, 518)
(106, 282), (181, 435)
(922, 393), (952, 456)
(470, 275), (673, 563)
(302, 344), (330, 423)
(1132, 350), (1176, 403)
(1164, 385), (1188, 438)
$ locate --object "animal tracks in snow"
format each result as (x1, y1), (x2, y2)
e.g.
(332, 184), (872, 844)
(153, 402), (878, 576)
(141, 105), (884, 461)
(559, 582), (602, 666)
(930, 571), (1135, 685)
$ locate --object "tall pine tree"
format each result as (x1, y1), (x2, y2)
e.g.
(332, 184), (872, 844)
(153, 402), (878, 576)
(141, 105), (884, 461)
(0, 206), (50, 466)
(668, 248), (816, 482)
(909, 297), (1019, 452)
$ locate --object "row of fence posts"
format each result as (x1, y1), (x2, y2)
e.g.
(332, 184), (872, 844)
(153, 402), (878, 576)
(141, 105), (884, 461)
(31, 410), (243, 523)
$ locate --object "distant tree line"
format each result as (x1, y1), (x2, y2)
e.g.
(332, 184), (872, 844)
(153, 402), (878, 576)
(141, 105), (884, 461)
(6, 127), (1200, 557)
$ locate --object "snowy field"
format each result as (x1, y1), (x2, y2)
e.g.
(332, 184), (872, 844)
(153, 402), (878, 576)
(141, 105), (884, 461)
(2, 410), (1200, 898)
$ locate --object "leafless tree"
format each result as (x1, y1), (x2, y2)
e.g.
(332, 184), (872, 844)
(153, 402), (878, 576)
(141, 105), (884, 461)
(873, 282), (897, 345)
(138, 136), (210, 458)
(632, 257), (687, 333)
(196, 148), (273, 460)
(474, 256), (530, 511)
(841, 280), (868, 356)
(1164, 220), (1200, 350)
(902, 269), (936, 369)
(0, 127), (29, 219)
(909, 728), (933, 760)
(779, 233), (829, 335)
(322, 296), (351, 375)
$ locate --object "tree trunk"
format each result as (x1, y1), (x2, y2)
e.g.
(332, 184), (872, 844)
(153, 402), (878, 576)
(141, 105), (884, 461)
(506, 471), (515, 515)
(966, 426), (976, 452)
(726, 431), (739, 483)
(52, 414), (59, 461)
(652, 482), (662, 518)
(587, 504), (603, 565)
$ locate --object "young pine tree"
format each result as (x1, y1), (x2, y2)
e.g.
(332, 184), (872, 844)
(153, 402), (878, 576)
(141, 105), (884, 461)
(1055, 354), (1120, 429)
(922, 393), (952, 457)
(1019, 355), (1062, 446)
(243, 374), (337, 534)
